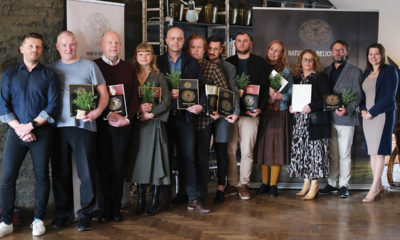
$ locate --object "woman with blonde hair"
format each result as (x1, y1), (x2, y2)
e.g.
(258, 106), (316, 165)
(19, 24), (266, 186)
(256, 40), (293, 197)
(287, 49), (331, 200)
(127, 43), (171, 216)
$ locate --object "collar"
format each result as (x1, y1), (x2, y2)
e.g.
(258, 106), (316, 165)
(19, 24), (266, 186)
(331, 60), (347, 70)
(101, 55), (120, 66)
(18, 62), (43, 72)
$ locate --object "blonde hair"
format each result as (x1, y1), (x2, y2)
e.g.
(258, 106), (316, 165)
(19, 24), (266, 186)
(265, 40), (289, 73)
(294, 49), (322, 76)
(133, 42), (160, 74)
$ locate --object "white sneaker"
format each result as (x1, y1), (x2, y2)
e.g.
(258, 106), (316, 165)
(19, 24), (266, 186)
(31, 219), (45, 236)
(0, 222), (13, 238)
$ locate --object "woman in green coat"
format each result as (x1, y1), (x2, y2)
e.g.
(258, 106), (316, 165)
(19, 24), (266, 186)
(127, 43), (170, 216)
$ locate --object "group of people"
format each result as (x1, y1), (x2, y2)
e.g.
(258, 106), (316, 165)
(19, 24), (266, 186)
(0, 26), (398, 238)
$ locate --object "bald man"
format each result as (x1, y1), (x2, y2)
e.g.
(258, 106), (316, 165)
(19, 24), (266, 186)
(49, 31), (109, 231)
(157, 27), (209, 214)
(93, 31), (139, 223)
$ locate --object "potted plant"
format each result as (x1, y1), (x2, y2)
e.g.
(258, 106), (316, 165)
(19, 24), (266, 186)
(342, 89), (356, 107)
(236, 73), (250, 98)
(140, 82), (157, 112)
(72, 88), (97, 119)
(269, 72), (282, 111)
(166, 70), (181, 96)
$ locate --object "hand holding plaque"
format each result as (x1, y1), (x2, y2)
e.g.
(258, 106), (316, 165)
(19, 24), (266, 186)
(177, 79), (199, 109)
(323, 93), (342, 111)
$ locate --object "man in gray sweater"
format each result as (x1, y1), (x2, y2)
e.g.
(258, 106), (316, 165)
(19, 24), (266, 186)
(320, 40), (362, 198)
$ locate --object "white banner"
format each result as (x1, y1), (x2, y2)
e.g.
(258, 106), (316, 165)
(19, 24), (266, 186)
(66, 0), (125, 60)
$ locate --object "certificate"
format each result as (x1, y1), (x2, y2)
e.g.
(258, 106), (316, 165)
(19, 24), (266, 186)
(108, 84), (128, 117)
(217, 88), (235, 117)
(291, 84), (311, 112)
(177, 79), (199, 109)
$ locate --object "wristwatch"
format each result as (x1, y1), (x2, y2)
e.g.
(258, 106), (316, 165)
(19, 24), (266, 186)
(31, 120), (39, 129)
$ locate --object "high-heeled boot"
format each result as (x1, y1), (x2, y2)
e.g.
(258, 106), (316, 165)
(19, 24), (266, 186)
(145, 185), (159, 216)
(296, 179), (311, 196)
(134, 184), (146, 215)
(303, 180), (319, 200)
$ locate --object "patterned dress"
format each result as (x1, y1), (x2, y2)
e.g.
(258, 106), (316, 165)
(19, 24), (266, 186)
(286, 73), (329, 179)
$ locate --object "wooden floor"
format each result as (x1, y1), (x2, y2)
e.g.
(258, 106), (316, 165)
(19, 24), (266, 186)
(4, 188), (400, 240)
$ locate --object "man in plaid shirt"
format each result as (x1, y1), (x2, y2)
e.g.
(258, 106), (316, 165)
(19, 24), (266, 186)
(187, 34), (229, 205)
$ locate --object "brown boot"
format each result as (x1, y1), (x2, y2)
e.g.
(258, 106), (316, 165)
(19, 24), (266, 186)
(296, 179), (311, 196)
(303, 180), (319, 200)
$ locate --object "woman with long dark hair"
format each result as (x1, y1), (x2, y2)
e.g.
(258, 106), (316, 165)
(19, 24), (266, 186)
(360, 43), (399, 202)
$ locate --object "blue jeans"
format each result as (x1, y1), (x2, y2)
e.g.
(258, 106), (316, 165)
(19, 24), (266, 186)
(1, 126), (53, 224)
(167, 115), (198, 201)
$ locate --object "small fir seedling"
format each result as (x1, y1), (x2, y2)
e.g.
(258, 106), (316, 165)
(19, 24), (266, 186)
(342, 89), (356, 106)
(140, 83), (157, 104)
(236, 73), (250, 89)
(269, 72), (282, 91)
(166, 70), (181, 89)
(72, 89), (97, 111)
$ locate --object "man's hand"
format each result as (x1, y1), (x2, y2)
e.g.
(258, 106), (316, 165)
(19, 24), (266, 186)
(269, 89), (283, 101)
(21, 132), (36, 142)
(246, 108), (261, 117)
(187, 104), (203, 115)
(210, 111), (221, 120)
(225, 114), (239, 124)
(107, 112), (129, 127)
(14, 123), (34, 138)
(81, 109), (101, 122)
(335, 107), (347, 116)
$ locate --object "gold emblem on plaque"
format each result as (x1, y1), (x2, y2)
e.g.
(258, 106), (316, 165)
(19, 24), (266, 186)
(184, 82), (192, 88)
(326, 94), (340, 105)
(109, 97), (122, 110)
(299, 19), (333, 46)
(182, 90), (195, 102)
(221, 100), (232, 111)
(223, 92), (229, 98)
(244, 95), (255, 106)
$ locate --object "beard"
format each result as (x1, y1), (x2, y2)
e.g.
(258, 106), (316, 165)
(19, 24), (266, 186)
(333, 56), (345, 63)
(236, 47), (251, 55)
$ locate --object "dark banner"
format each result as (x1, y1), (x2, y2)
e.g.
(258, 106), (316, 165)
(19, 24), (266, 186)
(252, 8), (379, 70)
(251, 8), (379, 187)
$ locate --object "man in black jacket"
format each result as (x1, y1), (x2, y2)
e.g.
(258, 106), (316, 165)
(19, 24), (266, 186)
(157, 27), (209, 214)
(226, 32), (269, 200)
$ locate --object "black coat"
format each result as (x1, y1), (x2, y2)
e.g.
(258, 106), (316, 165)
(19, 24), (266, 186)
(294, 72), (332, 140)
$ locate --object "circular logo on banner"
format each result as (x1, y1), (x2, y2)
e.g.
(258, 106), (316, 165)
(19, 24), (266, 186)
(84, 12), (111, 47)
(182, 90), (195, 102)
(299, 19), (333, 46)
(109, 97), (122, 110)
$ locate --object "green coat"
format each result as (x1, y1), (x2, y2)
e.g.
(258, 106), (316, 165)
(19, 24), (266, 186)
(126, 72), (171, 185)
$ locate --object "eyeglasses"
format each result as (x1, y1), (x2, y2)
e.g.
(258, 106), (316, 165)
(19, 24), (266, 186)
(332, 48), (346, 53)
(302, 58), (314, 63)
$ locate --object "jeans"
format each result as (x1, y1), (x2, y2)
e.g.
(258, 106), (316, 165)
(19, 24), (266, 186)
(1, 126), (53, 224)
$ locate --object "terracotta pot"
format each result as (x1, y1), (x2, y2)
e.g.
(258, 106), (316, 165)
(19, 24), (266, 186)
(75, 109), (87, 119)
(238, 89), (244, 98)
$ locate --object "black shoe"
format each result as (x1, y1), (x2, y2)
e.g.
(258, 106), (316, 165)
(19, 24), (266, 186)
(338, 186), (349, 198)
(112, 211), (124, 222)
(98, 214), (110, 224)
(134, 184), (146, 215)
(145, 185), (160, 216)
(77, 217), (92, 231)
(171, 193), (188, 204)
(50, 214), (74, 230)
(269, 185), (279, 197)
(319, 184), (338, 194)
(214, 190), (225, 204)
(256, 184), (270, 195)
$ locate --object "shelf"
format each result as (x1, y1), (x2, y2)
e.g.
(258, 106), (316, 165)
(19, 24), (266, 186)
(171, 21), (253, 29)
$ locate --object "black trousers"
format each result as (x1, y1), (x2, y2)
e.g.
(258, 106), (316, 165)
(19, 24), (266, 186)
(51, 127), (96, 220)
(96, 121), (131, 216)
(196, 125), (212, 199)
(1, 126), (53, 224)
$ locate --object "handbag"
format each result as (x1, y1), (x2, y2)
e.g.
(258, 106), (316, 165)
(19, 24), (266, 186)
(309, 111), (331, 126)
